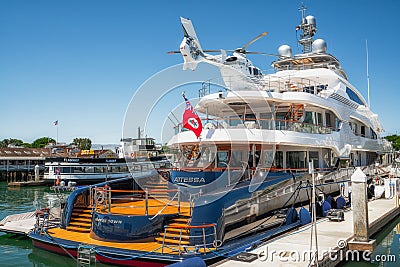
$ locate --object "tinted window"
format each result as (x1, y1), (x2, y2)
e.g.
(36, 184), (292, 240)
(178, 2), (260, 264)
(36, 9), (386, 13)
(346, 87), (365, 105)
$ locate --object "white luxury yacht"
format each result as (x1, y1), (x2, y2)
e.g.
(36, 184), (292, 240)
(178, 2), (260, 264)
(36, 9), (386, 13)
(167, 6), (389, 178)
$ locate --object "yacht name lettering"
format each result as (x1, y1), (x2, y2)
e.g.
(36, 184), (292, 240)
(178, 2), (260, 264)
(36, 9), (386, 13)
(95, 218), (122, 224)
(173, 177), (205, 183)
(64, 158), (80, 162)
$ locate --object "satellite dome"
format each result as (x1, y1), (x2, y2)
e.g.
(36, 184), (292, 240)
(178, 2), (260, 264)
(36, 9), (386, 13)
(278, 45), (292, 58)
(306, 15), (316, 27)
(312, 39), (327, 53)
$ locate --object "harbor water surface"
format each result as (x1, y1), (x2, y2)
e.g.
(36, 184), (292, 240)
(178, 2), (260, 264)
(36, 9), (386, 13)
(0, 182), (109, 267)
(0, 182), (399, 267)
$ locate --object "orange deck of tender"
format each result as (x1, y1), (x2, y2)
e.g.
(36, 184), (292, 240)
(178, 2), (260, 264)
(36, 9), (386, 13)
(47, 199), (196, 254)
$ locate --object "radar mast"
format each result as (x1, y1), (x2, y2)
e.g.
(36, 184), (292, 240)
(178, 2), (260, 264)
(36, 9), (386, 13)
(296, 4), (317, 53)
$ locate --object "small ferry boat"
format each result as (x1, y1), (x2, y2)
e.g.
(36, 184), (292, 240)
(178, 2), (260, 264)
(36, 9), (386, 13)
(43, 134), (168, 185)
(43, 157), (170, 185)
(29, 5), (392, 266)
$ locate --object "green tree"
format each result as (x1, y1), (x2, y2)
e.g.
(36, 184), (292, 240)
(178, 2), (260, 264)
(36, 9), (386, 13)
(0, 138), (24, 148)
(384, 135), (400, 151)
(31, 137), (56, 148)
(72, 138), (92, 150)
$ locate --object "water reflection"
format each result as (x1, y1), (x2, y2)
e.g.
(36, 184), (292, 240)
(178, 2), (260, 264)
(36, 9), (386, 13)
(0, 182), (110, 267)
(343, 216), (400, 266)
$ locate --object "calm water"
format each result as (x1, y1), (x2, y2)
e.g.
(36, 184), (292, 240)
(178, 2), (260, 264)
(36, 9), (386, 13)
(1, 182), (400, 267)
(0, 182), (110, 267)
(340, 213), (400, 267)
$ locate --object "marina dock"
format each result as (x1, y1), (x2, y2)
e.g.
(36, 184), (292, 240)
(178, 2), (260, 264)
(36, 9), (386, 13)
(215, 197), (400, 267)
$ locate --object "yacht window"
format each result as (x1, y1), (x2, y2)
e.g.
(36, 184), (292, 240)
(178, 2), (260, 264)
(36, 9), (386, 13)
(248, 151), (261, 168)
(346, 87), (365, 106)
(304, 111), (313, 124)
(335, 118), (341, 130)
(316, 84), (328, 93)
(94, 167), (104, 173)
(229, 115), (242, 126)
(263, 150), (274, 168)
(317, 113), (323, 126)
(370, 128), (377, 139)
(275, 151), (283, 169)
(217, 151), (229, 168)
(322, 149), (331, 168)
(74, 167), (84, 173)
(195, 146), (217, 168)
(244, 114), (256, 121)
(60, 167), (70, 173)
(325, 113), (332, 127)
(231, 151), (243, 167)
(286, 151), (307, 169)
(111, 166), (120, 173)
(133, 165), (141, 172)
(361, 125), (366, 137)
(85, 166), (94, 173)
(352, 122), (358, 134)
(260, 112), (273, 129)
(303, 86), (314, 94)
(309, 151), (319, 169)
(276, 112), (286, 121)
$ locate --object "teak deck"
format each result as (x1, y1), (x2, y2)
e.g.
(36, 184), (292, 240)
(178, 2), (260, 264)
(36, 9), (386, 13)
(47, 199), (192, 254)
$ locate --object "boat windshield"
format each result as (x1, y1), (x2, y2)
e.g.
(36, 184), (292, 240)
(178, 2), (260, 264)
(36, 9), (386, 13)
(179, 145), (216, 169)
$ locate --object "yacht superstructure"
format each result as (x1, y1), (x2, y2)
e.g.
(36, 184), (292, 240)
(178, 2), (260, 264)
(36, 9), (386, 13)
(169, 6), (385, 174)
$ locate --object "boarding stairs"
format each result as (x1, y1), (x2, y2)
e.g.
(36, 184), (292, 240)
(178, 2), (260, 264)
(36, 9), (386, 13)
(66, 207), (92, 233)
(141, 175), (170, 199)
(155, 216), (192, 246)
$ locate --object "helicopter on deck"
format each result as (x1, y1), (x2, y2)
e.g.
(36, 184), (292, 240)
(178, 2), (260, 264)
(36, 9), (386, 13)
(169, 17), (271, 90)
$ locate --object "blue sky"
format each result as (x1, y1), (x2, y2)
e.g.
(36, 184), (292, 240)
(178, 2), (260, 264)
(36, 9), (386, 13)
(1, 0), (399, 144)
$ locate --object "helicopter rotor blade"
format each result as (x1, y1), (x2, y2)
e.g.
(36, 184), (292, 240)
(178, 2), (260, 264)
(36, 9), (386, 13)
(241, 32), (268, 51)
(168, 49), (282, 58)
(245, 51), (279, 56)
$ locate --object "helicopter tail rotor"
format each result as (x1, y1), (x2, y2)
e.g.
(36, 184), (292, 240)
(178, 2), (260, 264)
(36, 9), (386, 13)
(179, 17), (205, 70)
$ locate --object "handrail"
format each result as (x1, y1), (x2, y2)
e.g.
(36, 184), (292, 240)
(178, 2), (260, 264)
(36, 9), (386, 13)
(167, 223), (216, 229)
(92, 185), (185, 217)
(92, 188), (179, 194)
(150, 188), (180, 220)
(161, 223), (219, 255)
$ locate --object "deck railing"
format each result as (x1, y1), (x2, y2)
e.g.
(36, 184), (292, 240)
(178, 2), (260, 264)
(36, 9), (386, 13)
(177, 117), (338, 135)
(92, 187), (184, 216)
(161, 223), (220, 255)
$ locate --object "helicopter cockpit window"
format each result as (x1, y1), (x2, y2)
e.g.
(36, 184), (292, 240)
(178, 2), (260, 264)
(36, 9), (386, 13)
(253, 68), (258, 75)
(248, 67), (252, 75)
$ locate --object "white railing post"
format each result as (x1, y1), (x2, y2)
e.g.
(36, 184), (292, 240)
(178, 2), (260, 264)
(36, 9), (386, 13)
(177, 187), (181, 214)
(145, 188), (149, 216)
(108, 187), (111, 214)
(202, 228), (206, 252)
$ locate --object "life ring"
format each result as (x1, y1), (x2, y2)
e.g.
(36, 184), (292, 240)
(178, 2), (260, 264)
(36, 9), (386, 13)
(130, 152), (135, 158)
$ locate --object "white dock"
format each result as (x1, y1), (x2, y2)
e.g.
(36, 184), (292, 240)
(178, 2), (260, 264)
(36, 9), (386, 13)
(216, 198), (400, 267)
